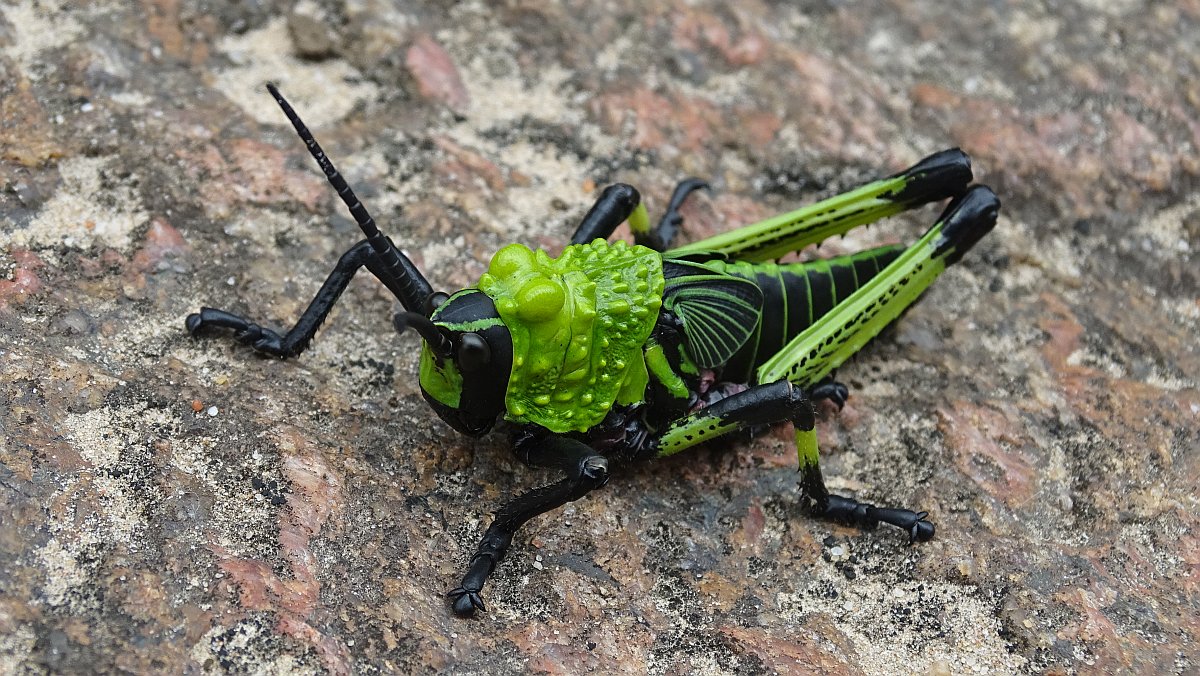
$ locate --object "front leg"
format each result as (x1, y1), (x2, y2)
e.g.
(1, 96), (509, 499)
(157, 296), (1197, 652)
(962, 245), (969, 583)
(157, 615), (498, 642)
(449, 433), (610, 617)
(187, 239), (394, 358)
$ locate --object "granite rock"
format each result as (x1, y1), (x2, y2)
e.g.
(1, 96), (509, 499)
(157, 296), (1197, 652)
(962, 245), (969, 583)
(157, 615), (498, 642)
(1, 1), (1197, 673)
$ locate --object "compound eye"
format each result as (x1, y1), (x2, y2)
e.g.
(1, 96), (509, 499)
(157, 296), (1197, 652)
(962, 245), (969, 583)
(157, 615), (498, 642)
(457, 332), (491, 372)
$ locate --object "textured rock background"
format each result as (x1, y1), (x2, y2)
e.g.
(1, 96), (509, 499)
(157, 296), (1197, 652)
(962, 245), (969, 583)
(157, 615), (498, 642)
(1, 1), (1197, 673)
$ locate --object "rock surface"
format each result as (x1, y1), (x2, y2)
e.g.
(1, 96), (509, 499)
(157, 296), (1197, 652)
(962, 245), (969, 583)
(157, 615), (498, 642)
(1, 1), (1197, 674)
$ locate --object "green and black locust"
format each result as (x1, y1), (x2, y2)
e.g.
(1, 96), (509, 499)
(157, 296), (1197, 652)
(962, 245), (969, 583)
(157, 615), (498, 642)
(187, 85), (1001, 617)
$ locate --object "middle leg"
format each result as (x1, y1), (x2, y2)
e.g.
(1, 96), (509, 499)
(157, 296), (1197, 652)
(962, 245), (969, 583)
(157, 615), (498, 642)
(652, 380), (813, 457)
(569, 179), (709, 252)
(637, 177), (709, 251)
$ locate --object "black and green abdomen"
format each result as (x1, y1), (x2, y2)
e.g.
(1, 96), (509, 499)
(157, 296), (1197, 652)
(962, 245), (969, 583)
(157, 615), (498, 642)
(708, 245), (905, 383)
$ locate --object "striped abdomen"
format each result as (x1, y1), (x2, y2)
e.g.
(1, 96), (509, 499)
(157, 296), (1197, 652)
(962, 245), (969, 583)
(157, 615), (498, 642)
(709, 245), (904, 383)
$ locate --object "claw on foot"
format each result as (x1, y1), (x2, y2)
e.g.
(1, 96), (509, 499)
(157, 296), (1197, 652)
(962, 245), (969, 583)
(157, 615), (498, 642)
(810, 381), (850, 411)
(908, 512), (935, 543)
(826, 385), (849, 411)
(448, 587), (485, 617)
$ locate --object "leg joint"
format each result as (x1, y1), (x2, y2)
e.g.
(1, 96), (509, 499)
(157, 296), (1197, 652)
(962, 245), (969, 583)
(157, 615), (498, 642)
(580, 455), (609, 482)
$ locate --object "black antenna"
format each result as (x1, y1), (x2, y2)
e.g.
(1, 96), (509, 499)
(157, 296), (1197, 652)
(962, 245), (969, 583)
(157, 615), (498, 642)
(266, 83), (437, 314)
(393, 312), (454, 356)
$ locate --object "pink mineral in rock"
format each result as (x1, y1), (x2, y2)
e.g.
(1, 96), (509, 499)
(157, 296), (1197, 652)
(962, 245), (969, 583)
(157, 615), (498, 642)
(132, 218), (189, 272)
(406, 35), (470, 113)
(0, 249), (44, 307)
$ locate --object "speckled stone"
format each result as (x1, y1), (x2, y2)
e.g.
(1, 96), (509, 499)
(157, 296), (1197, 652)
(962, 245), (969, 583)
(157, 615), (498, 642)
(1, 1), (1197, 674)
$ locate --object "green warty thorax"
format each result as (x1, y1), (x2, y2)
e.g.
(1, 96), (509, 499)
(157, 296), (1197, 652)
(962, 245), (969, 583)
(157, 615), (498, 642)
(477, 239), (665, 433)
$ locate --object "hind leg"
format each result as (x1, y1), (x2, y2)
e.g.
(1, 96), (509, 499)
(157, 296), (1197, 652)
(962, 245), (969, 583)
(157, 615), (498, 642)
(810, 379), (850, 411)
(757, 185), (1001, 388)
(667, 149), (974, 261)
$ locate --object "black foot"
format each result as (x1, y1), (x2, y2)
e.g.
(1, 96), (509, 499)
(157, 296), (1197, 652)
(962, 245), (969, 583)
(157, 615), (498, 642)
(817, 494), (935, 543)
(186, 307), (288, 357)
(890, 148), (973, 205)
(447, 529), (511, 618)
(638, 178), (709, 250)
(448, 585), (486, 617)
(810, 381), (850, 411)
